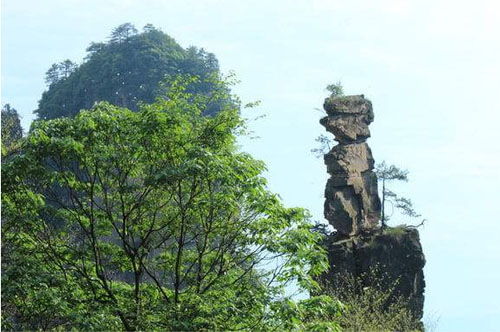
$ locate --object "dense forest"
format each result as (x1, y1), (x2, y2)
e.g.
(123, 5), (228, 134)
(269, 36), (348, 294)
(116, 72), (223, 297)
(36, 23), (228, 120)
(2, 24), (422, 331)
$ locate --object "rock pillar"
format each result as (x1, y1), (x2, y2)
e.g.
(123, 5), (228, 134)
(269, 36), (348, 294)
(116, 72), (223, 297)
(321, 95), (381, 235)
(318, 94), (426, 324)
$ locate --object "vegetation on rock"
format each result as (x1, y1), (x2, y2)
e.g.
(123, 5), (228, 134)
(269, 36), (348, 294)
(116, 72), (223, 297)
(375, 161), (422, 228)
(326, 82), (344, 98)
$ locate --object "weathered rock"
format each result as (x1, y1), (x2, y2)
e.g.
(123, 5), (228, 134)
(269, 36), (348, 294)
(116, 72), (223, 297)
(321, 95), (380, 235)
(359, 171), (382, 225)
(324, 186), (360, 235)
(324, 143), (374, 175)
(324, 95), (374, 118)
(320, 226), (426, 321)
(324, 174), (381, 235)
(321, 95), (374, 144)
(320, 114), (372, 143)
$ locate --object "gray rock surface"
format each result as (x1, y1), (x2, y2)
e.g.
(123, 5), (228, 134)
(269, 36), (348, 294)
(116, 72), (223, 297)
(324, 94), (374, 117)
(320, 227), (426, 321)
(321, 95), (381, 235)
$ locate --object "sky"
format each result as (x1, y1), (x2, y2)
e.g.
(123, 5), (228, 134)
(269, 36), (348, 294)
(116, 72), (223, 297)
(2, 0), (500, 330)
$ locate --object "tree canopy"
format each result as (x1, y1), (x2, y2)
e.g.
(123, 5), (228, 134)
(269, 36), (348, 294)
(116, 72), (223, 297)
(2, 76), (341, 331)
(1, 104), (23, 155)
(35, 23), (226, 120)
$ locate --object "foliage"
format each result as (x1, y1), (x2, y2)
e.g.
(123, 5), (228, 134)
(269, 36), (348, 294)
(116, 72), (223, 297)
(109, 23), (138, 44)
(1, 104), (23, 148)
(36, 23), (226, 120)
(326, 81), (344, 98)
(269, 296), (343, 331)
(375, 161), (421, 228)
(322, 267), (422, 331)
(44, 60), (77, 86)
(381, 224), (409, 238)
(1, 104), (24, 156)
(311, 134), (333, 158)
(2, 76), (337, 331)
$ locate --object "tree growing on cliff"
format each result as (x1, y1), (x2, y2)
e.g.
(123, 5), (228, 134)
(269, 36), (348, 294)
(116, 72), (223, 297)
(36, 23), (227, 120)
(2, 75), (341, 331)
(375, 161), (421, 228)
(326, 81), (344, 98)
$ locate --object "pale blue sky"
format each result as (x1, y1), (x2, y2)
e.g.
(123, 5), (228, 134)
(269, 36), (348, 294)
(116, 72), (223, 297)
(2, 1), (500, 331)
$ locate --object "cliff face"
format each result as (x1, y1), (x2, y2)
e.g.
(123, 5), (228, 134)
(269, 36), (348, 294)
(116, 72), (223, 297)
(323, 228), (426, 320)
(319, 95), (426, 321)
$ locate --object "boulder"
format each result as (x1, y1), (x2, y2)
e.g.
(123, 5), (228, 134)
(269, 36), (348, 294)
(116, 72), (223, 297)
(324, 142), (374, 175)
(320, 115), (372, 143)
(323, 95), (374, 118)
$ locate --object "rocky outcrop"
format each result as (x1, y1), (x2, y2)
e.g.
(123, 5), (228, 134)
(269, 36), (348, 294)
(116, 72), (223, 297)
(321, 95), (381, 236)
(318, 94), (426, 324)
(322, 227), (426, 320)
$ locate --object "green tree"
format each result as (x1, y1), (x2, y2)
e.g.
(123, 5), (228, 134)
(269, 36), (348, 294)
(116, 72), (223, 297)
(44, 60), (77, 86)
(322, 267), (422, 331)
(109, 22), (138, 44)
(2, 76), (339, 331)
(311, 134), (333, 158)
(375, 161), (421, 228)
(44, 63), (61, 86)
(59, 59), (77, 78)
(326, 81), (344, 98)
(1, 104), (23, 155)
(36, 23), (226, 120)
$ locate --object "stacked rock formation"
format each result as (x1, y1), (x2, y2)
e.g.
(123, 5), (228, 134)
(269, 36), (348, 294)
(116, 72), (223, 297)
(320, 95), (381, 236)
(318, 94), (426, 323)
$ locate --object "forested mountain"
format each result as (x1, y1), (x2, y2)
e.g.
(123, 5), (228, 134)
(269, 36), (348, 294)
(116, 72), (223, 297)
(35, 23), (224, 119)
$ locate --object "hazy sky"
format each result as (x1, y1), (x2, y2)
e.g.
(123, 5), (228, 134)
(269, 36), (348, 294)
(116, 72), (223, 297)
(2, 1), (500, 331)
